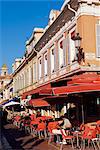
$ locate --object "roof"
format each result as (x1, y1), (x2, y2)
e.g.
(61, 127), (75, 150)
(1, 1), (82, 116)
(2, 64), (8, 69)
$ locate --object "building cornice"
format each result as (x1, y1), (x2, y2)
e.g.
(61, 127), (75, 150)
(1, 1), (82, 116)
(77, 2), (100, 18)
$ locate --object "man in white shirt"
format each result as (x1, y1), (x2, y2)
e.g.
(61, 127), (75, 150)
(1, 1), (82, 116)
(62, 113), (72, 129)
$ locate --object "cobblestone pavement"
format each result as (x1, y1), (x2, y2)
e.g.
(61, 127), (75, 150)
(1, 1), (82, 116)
(0, 123), (96, 150)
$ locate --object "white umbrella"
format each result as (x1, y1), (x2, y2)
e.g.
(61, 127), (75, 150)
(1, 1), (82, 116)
(3, 101), (20, 108)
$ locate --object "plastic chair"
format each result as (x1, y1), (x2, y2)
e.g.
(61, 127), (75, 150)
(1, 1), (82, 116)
(14, 115), (21, 128)
(60, 129), (74, 150)
(91, 123), (100, 150)
(36, 121), (47, 139)
(48, 121), (60, 144)
(30, 120), (38, 135)
(80, 126), (98, 150)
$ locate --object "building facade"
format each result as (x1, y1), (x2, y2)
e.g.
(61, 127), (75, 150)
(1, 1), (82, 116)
(0, 64), (12, 104)
(12, 0), (100, 122)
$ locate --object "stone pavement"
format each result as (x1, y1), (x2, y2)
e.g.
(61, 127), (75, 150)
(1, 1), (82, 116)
(0, 123), (96, 150)
(0, 128), (12, 150)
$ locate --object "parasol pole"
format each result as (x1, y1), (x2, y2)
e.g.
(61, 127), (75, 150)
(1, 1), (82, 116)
(81, 104), (84, 124)
(12, 107), (14, 114)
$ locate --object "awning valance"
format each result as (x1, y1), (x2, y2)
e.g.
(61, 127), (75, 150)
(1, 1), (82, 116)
(52, 84), (100, 95)
(39, 88), (52, 95)
(29, 98), (50, 107)
(67, 73), (100, 85)
(21, 83), (51, 99)
(3, 101), (20, 108)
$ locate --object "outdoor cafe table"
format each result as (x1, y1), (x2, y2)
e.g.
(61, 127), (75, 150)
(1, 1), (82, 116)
(73, 130), (81, 149)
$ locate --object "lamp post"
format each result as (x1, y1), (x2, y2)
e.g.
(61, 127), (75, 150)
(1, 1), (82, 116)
(73, 33), (82, 49)
(73, 33), (85, 65)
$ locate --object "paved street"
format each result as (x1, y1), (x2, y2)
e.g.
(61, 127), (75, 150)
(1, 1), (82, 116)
(0, 123), (96, 150)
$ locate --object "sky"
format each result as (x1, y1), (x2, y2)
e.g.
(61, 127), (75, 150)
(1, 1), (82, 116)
(0, 0), (64, 73)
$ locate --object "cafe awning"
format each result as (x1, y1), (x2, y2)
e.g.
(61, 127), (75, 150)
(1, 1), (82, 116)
(21, 83), (51, 99)
(29, 98), (50, 107)
(52, 83), (100, 95)
(67, 73), (100, 85)
(39, 88), (53, 95)
(3, 101), (20, 108)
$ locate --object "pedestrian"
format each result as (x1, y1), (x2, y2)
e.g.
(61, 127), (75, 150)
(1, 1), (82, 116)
(3, 109), (8, 125)
(0, 107), (4, 129)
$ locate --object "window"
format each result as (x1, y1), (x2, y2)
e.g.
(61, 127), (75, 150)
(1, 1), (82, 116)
(69, 29), (76, 63)
(44, 53), (47, 76)
(1, 81), (4, 85)
(29, 66), (33, 84)
(4, 72), (6, 75)
(33, 62), (36, 82)
(96, 24), (100, 58)
(58, 37), (64, 68)
(50, 46), (55, 73)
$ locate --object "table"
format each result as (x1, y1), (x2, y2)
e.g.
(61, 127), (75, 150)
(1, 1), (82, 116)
(74, 130), (81, 149)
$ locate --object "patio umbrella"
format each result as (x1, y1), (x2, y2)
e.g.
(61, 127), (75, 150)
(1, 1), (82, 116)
(3, 101), (20, 108)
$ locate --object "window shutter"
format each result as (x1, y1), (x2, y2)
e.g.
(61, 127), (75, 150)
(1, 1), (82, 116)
(96, 24), (100, 58)
(66, 36), (70, 65)
(63, 38), (67, 66)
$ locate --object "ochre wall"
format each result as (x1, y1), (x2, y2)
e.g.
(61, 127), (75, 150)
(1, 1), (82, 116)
(77, 15), (100, 66)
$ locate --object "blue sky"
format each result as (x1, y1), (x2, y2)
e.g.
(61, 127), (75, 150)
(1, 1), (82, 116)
(0, 0), (64, 73)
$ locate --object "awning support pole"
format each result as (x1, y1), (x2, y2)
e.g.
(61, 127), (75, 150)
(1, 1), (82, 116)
(82, 104), (84, 124)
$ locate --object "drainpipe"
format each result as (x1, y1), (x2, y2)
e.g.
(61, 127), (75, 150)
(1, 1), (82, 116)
(67, 4), (78, 32)
(33, 48), (39, 55)
(67, 4), (77, 16)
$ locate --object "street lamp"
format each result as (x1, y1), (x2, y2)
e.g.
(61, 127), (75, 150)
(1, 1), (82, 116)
(73, 33), (85, 65)
(73, 33), (82, 49)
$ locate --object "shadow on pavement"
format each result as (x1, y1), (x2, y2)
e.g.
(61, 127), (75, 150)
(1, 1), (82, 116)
(2, 123), (47, 150)
(3, 123), (26, 150)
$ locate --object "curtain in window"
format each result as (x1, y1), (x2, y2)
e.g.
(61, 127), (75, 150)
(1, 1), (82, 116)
(44, 54), (47, 76)
(96, 24), (100, 58)
(51, 48), (54, 73)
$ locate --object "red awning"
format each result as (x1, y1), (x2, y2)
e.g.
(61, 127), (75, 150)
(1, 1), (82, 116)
(67, 73), (100, 85)
(52, 84), (100, 95)
(21, 83), (51, 100)
(39, 88), (53, 95)
(29, 98), (50, 107)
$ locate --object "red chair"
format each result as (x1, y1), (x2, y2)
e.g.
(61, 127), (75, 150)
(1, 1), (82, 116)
(91, 121), (100, 150)
(24, 119), (31, 134)
(30, 114), (35, 121)
(80, 126), (98, 150)
(96, 120), (100, 134)
(30, 120), (38, 135)
(48, 121), (61, 144)
(60, 129), (74, 150)
(36, 121), (47, 139)
(14, 115), (21, 128)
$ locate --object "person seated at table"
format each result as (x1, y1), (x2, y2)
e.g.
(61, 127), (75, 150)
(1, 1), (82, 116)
(61, 113), (72, 130)
(36, 111), (41, 118)
(30, 113), (36, 121)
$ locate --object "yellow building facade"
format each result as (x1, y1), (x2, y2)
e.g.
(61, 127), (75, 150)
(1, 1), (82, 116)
(12, 0), (100, 121)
